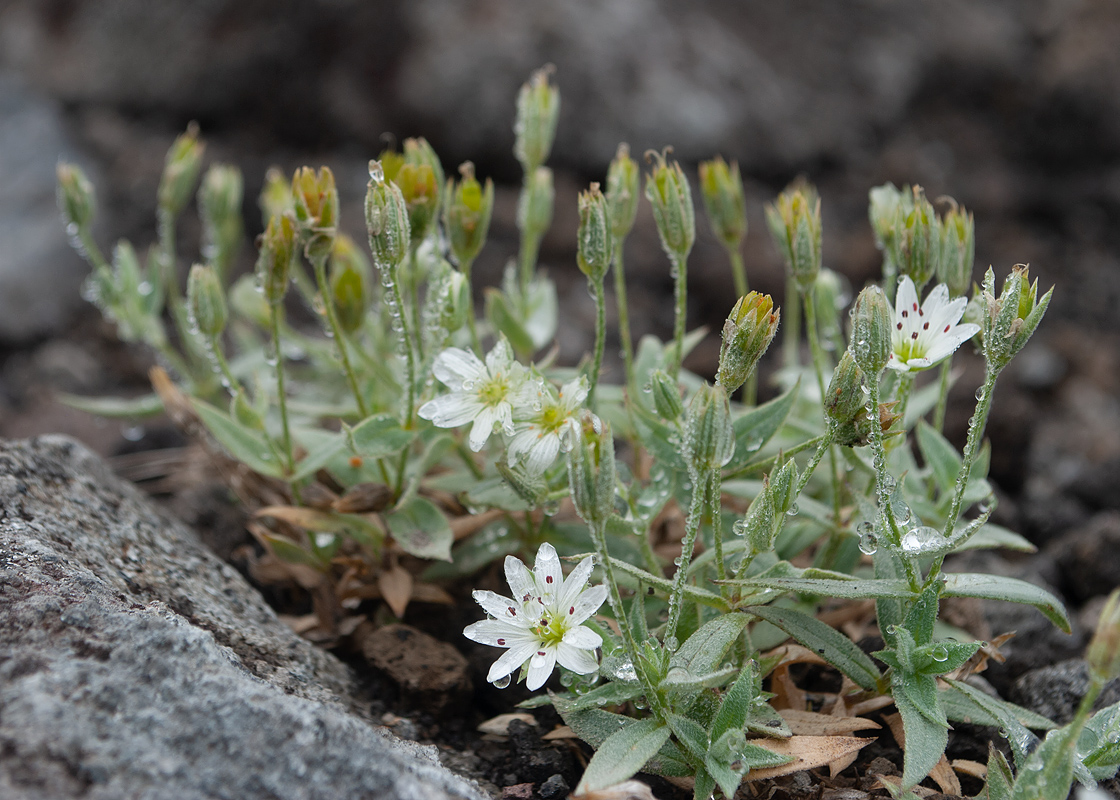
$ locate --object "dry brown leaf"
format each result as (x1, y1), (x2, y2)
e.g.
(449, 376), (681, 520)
(874, 775), (938, 797)
(929, 754), (962, 796)
(379, 563), (413, 618)
(542, 725), (577, 741)
(477, 712), (537, 736)
(769, 665), (806, 711)
(278, 613), (320, 634)
(952, 758), (987, 780)
(450, 508), (506, 540)
(847, 694), (895, 717)
(778, 709), (880, 736)
(744, 735), (874, 781)
(884, 711), (905, 748)
(762, 643), (830, 671)
(829, 749), (861, 778)
(947, 631), (1014, 680)
(255, 505), (341, 530)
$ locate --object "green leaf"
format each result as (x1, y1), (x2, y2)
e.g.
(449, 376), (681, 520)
(943, 573), (1071, 633)
(667, 713), (709, 763)
(893, 675), (948, 790)
(662, 666), (739, 696)
(191, 397), (284, 477)
(260, 532), (327, 570)
(57, 391), (165, 419)
(898, 671), (947, 730)
(692, 769), (717, 800)
(951, 522), (1036, 553)
(725, 380), (800, 473)
(485, 288), (535, 355)
(669, 613), (749, 677)
(384, 497), (453, 561)
(746, 605), (882, 691)
(942, 679), (1056, 731)
(548, 680), (645, 713)
(711, 665), (757, 743)
(740, 576), (915, 600)
(915, 419), (961, 495)
(1009, 726), (1076, 800)
(914, 640), (980, 676)
(1081, 700), (1120, 775)
(421, 522), (516, 580)
(986, 746), (1015, 800)
(574, 717), (672, 794)
(903, 583), (941, 647)
(874, 547), (906, 643)
(290, 414), (415, 482)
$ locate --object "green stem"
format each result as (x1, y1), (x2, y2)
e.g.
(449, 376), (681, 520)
(803, 289), (844, 525)
(518, 230), (542, 308)
(310, 253), (368, 417)
(77, 228), (110, 271)
(408, 245), (426, 364)
(612, 235), (635, 389)
(587, 276), (607, 410)
(724, 433), (826, 479)
(665, 471), (707, 647)
(459, 257), (482, 354)
(207, 335), (241, 398)
(893, 372), (916, 432)
(932, 358), (952, 434)
(710, 472), (727, 590)
(728, 246), (748, 299)
(269, 305), (294, 474)
(385, 259), (418, 429)
(670, 251), (688, 380)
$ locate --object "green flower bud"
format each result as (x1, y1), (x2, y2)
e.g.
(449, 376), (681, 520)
(1088, 589), (1120, 683)
(577, 183), (613, 282)
(404, 137), (445, 197)
(187, 263), (227, 337)
(938, 202), (974, 297)
(605, 143), (640, 239)
(649, 369), (684, 421)
(768, 458), (799, 516)
(364, 160), (411, 269)
(440, 268), (471, 333)
(765, 180), (821, 291)
(644, 149), (695, 261)
(497, 461), (548, 507)
(740, 479), (776, 555)
(868, 182), (909, 255)
(258, 167), (294, 227)
(825, 350), (866, 428)
(517, 166), (554, 241)
(567, 413), (617, 526)
(717, 292), (779, 393)
(981, 265), (1053, 370)
(849, 284), (892, 375)
(699, 155), (747, 250)
(813, 268), (848, 351)
(395, 162), (439, 247)
(158, 123), (205, 218)
(56, 162), (96, 231)
(256, 214), (297, 305)
(514, 66), (560, 173)
(198, 163), (244, 278)
(888, 185), (939, 290)
(444, 162), (494, 267)
(291, 166), (339, 261)
(329, 234), (371, 334)
(684, 383), (735, 474)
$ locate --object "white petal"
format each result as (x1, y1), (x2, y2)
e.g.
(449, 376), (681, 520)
(507, 427), (539, 462)
(555, 641), (600, 675)
(568, 584), (608, 625)
(504, 555), (536, 604)
(558, 376), (589, 411)
(472, 590), (522, 622)
(895, 276), (919, 322)
(433, 348), (483, 389)
(486, 337), (514, 371)
(525, 648), (558, 690)
(557, 556), (594, 610)
(488, 640), (538, 685)
(921, 283), (950, 315)
(522, 433), (561, 475)
(562, 625), (602, 650)
(464, 618), (534, 647)
(533, 542), (563, 598)
(418, 394), (485, 428)
(886, 353), (910, 373)
(467, 407), (501, 451)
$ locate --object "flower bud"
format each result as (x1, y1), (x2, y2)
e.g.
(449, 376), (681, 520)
(365, 160), (411, 269)
(645, 149), (695, 261)
(56, 162), (96, 231)
(605, 143), (640, 239)
(291, 166), (338, 261)
(649, 369), (684, 420)
(577, 183), (613, 282)
(699, 155), (747, 250)
(765, 180), (821, 291)
(849, 285), (893, 376)
(567, 413), (617, 526)
(404, 137), (445, 196)
(198, 163), (244, 277)
(395, 162), (439, 247)
(258, 167), (294, 226)
(888, 186), (939, 290)
(938, 202), (974, 298)
(684, 383), (735, 474)
(514, 66), (560, 173)
(187, 263), (227, 337)
(256, 214), (297, 305)
(329, 234), (371, 334)
(824, 350), (866, 428)
(1088, 589), (1120, 683)
(868, 183), (909, 255)
(768, 458), (799, 515)
(740, 480), (776, 555)
(981, 265), (1052, 370)
(497, 461), (548, 507)
(158, 123), (205, 218)
(717, 292), (779, 392)
(517, 166), (554, 240)
(444, 162), (494, 267)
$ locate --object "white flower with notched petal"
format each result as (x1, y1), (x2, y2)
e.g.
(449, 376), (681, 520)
(463, 542), (606, 690)
(887, 276), (980, 372)
(418, 338), (526, 451)
(508, 376), (590, 475)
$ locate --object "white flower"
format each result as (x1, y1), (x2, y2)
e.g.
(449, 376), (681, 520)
(887, 276), (980, 372)
(418, 338), (526, 451)
(508, 376), (590, 475)
(463, 542), (606, 690)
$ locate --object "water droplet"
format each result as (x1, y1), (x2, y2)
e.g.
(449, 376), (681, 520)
(975, 386), (985, 401)
(492, 674), (512, 689)
(931, 644), (949, 662)
(858, 529), (879, 555)
(786, 503), (799, 516)
(664, 635), (679, 652)
(733, 520), (748, 537)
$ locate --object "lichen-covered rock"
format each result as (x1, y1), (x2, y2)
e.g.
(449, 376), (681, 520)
(0, 435), (488, 800)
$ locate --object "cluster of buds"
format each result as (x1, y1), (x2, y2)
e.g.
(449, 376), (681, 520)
(291, 165), (339, 262)
(444, 162), (494, 268)
(717, 292), (779, 393)
(576, 184), (613, 283)
(699, 155), (747, 252)
(645, 149), (695, 262)
(765, 180), (821, 291)
(979, 265), (1052, 370)
(887, 186), (939, 290)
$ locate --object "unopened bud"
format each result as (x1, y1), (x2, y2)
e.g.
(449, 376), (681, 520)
(605, 143), (640, 239)
(329, 234), (371, 334)
(445, 162), (494, 267)
(497, 461), (548, 507)
(187, 263), (227, 337)
(981, 265), (1052, 370)
(825, 351), (866, 428)
(1088, 589), (1120, 683)
(765, 180), (821, 291)
(256, 214), (296, 305)
(517, 166), (554, 240)
(158, 123), (205, 218)
(577, 183), (613, 282)
(258, 167), (294, 226)
(567, 413), (616, 526)
(684, 383), (735, 474)
(938, 202), (974, 298)
(56, 163), (96, 231)
(395, 162), (439, 247)
(849, 285), (892, 375)
(365, 161), (411, 269)
(198, 164), (244, 277)
(699, 155), (747, 250)
(868, 183), (909, 255)
(741, 480), (776, 555)
(649, 369), (683, 420)
(769, 458), (799, 516)
(645, 149), (695, 261)
(404, 137), (445, 196)
(717, 292), (779, 392)
(291, 166), (339, 261)
(889, 186), (939, 291)
(514, 66), (560, 173)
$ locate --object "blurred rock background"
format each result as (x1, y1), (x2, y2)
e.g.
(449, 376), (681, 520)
(2, 0), (1120, 552)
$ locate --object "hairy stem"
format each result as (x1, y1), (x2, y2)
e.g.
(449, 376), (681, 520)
(311, 252), (369, 418)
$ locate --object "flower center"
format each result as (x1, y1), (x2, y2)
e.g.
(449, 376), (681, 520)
(532, 611), (566, 647)
(478, 374), (508, 406)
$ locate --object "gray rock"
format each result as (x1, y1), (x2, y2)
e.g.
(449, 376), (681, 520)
(1009, 659), (1120, 726)
(0, 435), (488, 800)
(1049, 512), (1120, 605)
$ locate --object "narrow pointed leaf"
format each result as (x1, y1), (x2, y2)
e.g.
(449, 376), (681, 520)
(942, 573), (1070, 633)
(747, 605), (881, 690)
(669, 613), (749, 676)
(575, 717), (671, 794)
(191, 397), (284, 477)
(942, 679), (1056, 731)
(894, 679), (949, 790)
(58, 391), (165, 419)
(916, 419), (961, 495)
